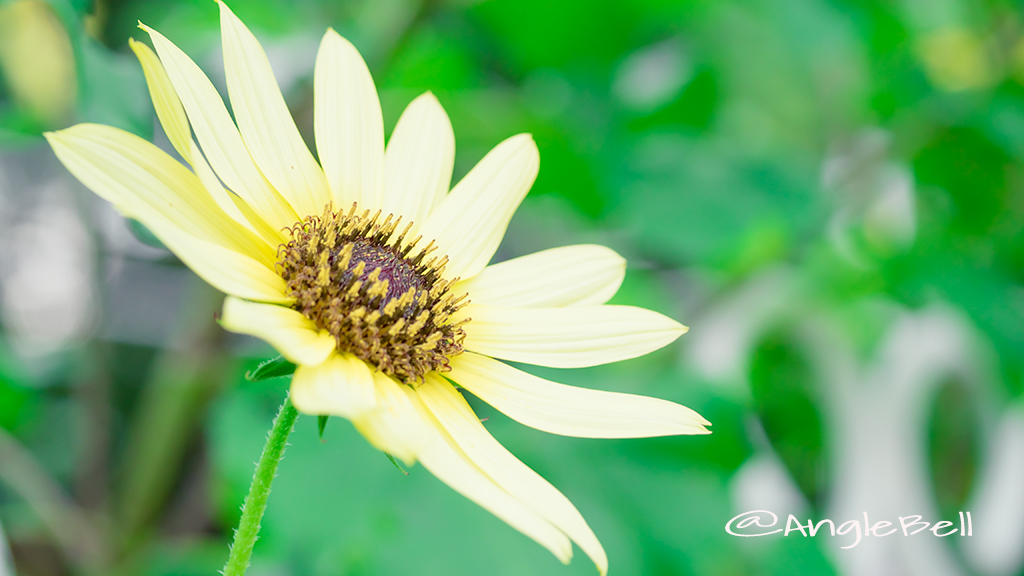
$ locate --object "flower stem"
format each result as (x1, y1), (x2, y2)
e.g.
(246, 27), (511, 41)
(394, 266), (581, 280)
(222, 394), (299, 576)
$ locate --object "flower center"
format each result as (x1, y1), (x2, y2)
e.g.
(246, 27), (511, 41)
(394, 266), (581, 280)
(276, 204), (468, 382)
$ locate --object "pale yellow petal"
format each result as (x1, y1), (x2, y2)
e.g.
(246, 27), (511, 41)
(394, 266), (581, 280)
(355, 377), (573, 563)
(220, 297), (335, 366)
(129, 39), (281, 248)
(314, 29), (384, 213)
(188, 139), (283, 250)
(418, 376), (607, 574)
(45, 123), (273, 263)
(143, 23), (299, 231)
(146, 219), (290, 303)
(450, 352), (710, 437)
(290, 354), (377, 419)
(416, 134), (538, 281)
(353, 371), (430, 464)
(408, 390), (573, 564)
(383, 92), (454, 226)
(459, 304), (687, 368)
(457, 245), (625, 308)
(129, 38), (191, 161)
(218, 2), (331, 218)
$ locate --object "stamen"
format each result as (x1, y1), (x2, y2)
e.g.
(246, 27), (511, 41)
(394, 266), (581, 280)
(276, 203), (468, 382)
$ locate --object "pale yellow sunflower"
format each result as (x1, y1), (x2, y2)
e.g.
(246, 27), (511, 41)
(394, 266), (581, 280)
(46, 3), (710, 573)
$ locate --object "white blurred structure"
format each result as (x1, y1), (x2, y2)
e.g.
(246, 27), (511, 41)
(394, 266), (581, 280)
(613, 36), (693, 112)
(964, 408), (1024, 575)
(0, 520), (11, 576)
(695, 263), (1023, 575)
(822, 128), (917, 261)
(0, 148), (98, 361)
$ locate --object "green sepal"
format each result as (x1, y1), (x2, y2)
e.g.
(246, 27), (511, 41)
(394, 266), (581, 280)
(317, 415), (329, 439)
(246, 356), (297, 382)
(385, 452), (409, 475)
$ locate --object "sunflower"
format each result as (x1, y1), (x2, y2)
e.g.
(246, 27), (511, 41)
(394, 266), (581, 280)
(46, 3), (710, 573)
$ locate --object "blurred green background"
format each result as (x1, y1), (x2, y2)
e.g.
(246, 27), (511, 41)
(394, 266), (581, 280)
(1, 0), (1023, 574)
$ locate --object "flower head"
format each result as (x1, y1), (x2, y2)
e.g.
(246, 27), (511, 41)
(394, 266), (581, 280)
(46, 3), (710, 572)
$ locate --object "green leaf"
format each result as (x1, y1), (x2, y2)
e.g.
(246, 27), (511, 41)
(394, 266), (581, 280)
(384, 452), (409, 476)
(317, 415), (329, 440)
(246, 356), (297, 382)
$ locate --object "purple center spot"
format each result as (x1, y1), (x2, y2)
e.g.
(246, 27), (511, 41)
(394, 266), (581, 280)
(348, 240), (427, 305)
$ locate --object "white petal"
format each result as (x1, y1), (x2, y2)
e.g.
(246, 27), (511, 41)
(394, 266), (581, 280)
(457, 245), (625, 308)
(449, 352), (710, 438)
(416, 134), (539, 280)
(459, 304), (687, 368)
(383, 92), (454, 227)
(143, 23), (299, 231)
(314, 29), (384, 213)
(418, 376), (607, 574)
(290, 354), (378, 419)
(218, 2), (331, 218)
(220, 297), (335, 366)
(353, 376), (572, 563)
(45, 124), (273, 263)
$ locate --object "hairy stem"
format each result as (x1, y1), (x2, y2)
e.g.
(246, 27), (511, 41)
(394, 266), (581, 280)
(222, 394), (299, 576)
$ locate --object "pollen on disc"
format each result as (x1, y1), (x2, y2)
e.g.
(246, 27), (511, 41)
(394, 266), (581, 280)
(275, 204), (468, 383)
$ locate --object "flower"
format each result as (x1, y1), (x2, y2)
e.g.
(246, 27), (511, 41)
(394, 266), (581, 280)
(46, 3), (710, 572)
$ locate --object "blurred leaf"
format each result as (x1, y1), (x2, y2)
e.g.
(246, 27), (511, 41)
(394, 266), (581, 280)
(616, 135), (818, 266)
(76, 36), (150, 136)
(318, 415), (329, 439)
(0, 377), (33, 432)
(127, 218), (166, 250)
(927, 377), (980, 519)
(913, 126), (1011, 235)
(750, 330), (830, 510)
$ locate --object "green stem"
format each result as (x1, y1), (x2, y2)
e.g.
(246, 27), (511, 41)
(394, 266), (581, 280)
(222, 394), (300, 576)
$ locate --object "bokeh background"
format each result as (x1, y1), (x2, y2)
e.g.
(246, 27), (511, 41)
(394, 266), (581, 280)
(1, 0), (1023, 574)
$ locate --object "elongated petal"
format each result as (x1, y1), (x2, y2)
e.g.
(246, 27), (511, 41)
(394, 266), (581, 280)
(130, 39), (282, 249)
(143, 23), (299, 231)
(460, 304), (687, 368)
(220, 297), (335, 366)
(450, 352), (710, 437)
(417, 134), (538, 280)
(354, 376), (572, 562)
(45, 123), (273, 263)
(290, 354), (377, 419)
(314, 29), (384, 213)
(457, 245), (625, 308)
(129, 38), (191, 160)
(383, 92), (454, 226)
(418, 376), (607, 574)
(219, 2), (331, 218)
(189, 139), (284, 249)
(146, 219), (291, 303)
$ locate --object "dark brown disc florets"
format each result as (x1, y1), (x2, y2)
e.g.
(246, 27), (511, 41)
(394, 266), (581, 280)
(276, 203), (469, 382)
